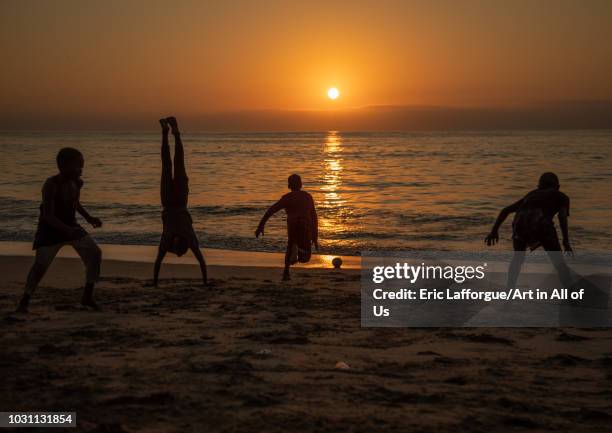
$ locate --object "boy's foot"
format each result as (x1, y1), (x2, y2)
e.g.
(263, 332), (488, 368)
(166, 117), (179, 134)
(81, 297), (101, 311)
(16, 294), (30, 313)
(81, 285), (101, 311)
(282, 270), (291, 281)
(159, 118), (169, 133)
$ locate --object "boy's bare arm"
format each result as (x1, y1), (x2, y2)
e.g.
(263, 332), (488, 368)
(255, 199), (285, 237)
(153, 246), (167, 287)
(77, 202), (102, 228)
(310, 197), (319, 249)
(191, 245), (208, 285)
(485, 199), (523, 245)
(558, 207), (572, 252)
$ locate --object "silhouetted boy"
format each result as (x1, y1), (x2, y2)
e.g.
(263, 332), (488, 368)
(485, 172), (573, 290)
(256, 174), (318, 280)
(153, 117), (207, 287)
(16, 148), (103, 313)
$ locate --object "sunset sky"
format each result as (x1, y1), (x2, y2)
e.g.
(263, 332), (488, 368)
(1, 0), (611, 130)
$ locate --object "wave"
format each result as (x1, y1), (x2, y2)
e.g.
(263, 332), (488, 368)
(0, 197), (267, 218)
(0, 196), (607, 254)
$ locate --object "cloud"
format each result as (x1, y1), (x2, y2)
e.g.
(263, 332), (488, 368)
(2, 101), (611, 131)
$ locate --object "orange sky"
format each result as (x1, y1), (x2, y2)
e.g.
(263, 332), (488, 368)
(1, 0), (611, 130)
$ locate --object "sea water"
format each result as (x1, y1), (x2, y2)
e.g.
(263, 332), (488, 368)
(0, 130), (610, 254)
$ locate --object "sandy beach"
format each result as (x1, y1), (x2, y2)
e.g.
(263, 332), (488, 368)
(2, 251), (612, 433)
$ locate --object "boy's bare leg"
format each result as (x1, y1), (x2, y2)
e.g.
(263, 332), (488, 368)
(160, 119), (172, 207)
(173, 132), (186, 180)
(544, 248), (573, 289)
(283, 242), (292, 281)
(17, 245), (61, 312)
(507, 239), (527, 291)
(166, 117), (189, 207)
(506, 251), (526, 290)
(166, 117), (186, 179)
(72, 236), (102, 310)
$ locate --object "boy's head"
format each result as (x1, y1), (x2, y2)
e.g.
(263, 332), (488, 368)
(288, 174), (302, 191)
(171, 235), (189, 257)
(538, 172), (560, 190)
(57, 147), (84, 179)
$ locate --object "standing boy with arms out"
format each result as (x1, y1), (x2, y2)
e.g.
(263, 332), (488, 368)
(17, 148), (103, 313)
(256, 174), (318, 281)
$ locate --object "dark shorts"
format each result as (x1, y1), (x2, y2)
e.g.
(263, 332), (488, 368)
(512, 208), (561, 251)
(513, 225), (562, 251)
(33, 222), (88, 250)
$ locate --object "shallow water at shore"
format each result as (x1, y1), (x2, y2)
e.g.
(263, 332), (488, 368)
(0, 241), (361, 269)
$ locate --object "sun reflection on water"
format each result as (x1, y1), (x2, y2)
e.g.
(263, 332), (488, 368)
(320, 131), (349, 234)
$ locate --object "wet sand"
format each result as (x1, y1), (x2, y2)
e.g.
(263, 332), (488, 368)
(1, 255), (612, 433)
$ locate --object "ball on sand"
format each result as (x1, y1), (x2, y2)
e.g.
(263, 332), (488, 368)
(332, 257), (343, 269)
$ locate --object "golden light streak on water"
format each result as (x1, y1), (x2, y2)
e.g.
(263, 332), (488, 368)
(320, 131), (348, 232)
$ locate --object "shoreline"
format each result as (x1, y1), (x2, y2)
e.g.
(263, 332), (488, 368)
(0, 241), (361, 269)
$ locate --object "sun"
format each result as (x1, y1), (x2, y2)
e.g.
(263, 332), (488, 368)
(327, 87), (340, 100)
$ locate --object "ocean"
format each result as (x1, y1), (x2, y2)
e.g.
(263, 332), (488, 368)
(0, 130), (610, 254)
